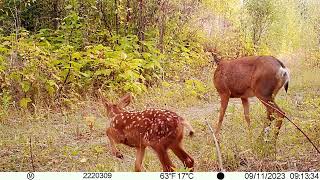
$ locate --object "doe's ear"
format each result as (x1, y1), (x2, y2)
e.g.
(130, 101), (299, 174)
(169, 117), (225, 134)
(118, 93), (132, 108)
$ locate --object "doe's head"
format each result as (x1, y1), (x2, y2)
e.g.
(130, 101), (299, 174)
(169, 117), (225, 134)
(101, 93), (133, 118)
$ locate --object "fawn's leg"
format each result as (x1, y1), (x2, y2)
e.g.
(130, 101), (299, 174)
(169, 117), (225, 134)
(106, 127), (124, 159)
(135, 146), (146, 172)
(154, 147), (175, 172)
(170, 144), (194, 171)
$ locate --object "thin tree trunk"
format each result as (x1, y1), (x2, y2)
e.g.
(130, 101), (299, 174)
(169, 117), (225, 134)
(98, 0), (112, 37)
(158, 0), (167, 53)
(115, 0), (120, 35)
(138, 0), (145, 42)
(138, 0), (145, 52)
(125, 0), (131, 35)
(13, 0), (20, 41)
(52, 0), (59, 30)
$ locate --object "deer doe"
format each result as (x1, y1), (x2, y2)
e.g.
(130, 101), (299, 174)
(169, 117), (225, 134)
(212, 55), (290, 140)
(101, 93), (194, 172)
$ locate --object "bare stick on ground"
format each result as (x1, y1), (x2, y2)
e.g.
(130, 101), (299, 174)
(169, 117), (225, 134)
(29, 136), (35, 172)
(206, 120), (224, 171)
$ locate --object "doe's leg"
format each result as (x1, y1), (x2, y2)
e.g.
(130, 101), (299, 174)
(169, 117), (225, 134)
(241, 98), (251, 127)
(257, 95), (285, 139)
(215, 94), (230, 141)
(241, 98), (253, 143)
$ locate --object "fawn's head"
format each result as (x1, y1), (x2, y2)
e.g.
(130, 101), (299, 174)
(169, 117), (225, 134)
(101, 93), (132, 118)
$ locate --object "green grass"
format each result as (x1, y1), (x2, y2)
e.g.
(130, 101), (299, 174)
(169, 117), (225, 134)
(0, 65), (319, 172)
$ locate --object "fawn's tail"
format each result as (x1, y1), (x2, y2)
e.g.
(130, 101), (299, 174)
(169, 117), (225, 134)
(181, 120), (195, 137)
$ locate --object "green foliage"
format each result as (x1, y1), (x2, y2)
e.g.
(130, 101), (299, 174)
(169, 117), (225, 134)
(0, 31), (166, 108)
(0, 0), (320, 110)
(184, 79), (208, 99)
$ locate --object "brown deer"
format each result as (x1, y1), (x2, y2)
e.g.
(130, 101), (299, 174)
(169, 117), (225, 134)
(212, 54), (290, 140)
(101, 93), (195, 172)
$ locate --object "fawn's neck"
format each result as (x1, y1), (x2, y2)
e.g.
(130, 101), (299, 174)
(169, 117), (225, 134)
(109, 108), (126, 118)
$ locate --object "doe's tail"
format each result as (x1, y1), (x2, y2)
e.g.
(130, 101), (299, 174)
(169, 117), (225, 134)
(284, 81), (289, 93)
(278, 65), (290, 93)
(282, 67), (290, 93)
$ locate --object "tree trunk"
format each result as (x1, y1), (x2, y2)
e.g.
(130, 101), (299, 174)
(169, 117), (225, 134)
(98, 0), (112, 38)
(158, 0), (167, 53)
(13, 0), (20, 41)
(52, 0), (59, 30)
(138, 0), (145, 42)
(125, 0), (131, 35)
(115, 0), (120, 36)
(137, 0), (145, 52)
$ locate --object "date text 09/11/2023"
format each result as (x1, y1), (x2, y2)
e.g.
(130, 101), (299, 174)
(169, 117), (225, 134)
(244, 172), (319, 180)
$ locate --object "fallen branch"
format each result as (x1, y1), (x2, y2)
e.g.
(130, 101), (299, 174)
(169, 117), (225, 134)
(205, 120), (224, 171)
(257, 97), (320, 154)
(29, 136), (35, 172)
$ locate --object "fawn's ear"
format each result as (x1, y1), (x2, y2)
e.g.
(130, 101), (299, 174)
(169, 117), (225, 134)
(117, 93), (132, 109)
(97, 90), (113, 112)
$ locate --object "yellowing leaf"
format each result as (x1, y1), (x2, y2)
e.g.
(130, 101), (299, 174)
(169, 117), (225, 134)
(19, 97), (32, 109)
(161, 81), (171, 88)
(21, 81), (31, 93)
(72, 52), (82, 60)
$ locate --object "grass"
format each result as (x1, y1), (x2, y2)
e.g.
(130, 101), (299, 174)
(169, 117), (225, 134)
(0, 63), (319, 172)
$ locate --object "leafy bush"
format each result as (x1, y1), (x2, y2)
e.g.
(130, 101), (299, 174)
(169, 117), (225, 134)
(0, 31), (164, 107)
